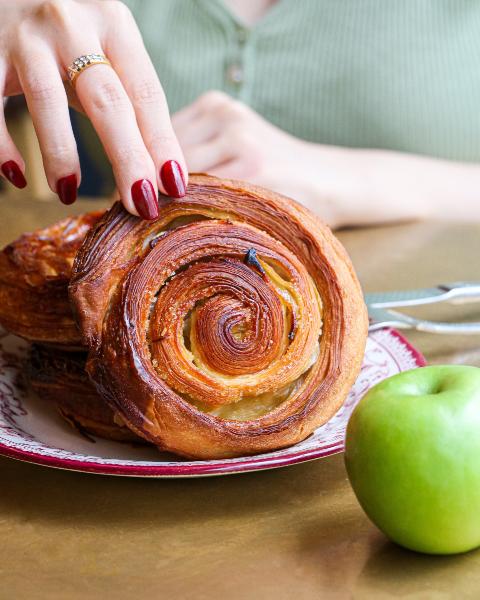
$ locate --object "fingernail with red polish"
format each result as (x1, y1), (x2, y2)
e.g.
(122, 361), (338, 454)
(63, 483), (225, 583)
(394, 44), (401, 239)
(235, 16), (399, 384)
(160, 160), (186, 198)
(131, 179), (158, 220)
(1, 161), (27, 189)
(56, 174), (78, 205)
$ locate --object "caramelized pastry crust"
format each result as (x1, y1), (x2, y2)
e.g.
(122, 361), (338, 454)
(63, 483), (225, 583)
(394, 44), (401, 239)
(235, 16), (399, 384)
(0, 212), (103, 348)
(71, 175), (368, 459)
(27, 344), (141, 442)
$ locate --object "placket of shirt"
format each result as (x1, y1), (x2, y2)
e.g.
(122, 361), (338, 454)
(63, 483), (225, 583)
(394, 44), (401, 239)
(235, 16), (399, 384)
(226, 23), (257, 104)
(198, 0), (257, 105)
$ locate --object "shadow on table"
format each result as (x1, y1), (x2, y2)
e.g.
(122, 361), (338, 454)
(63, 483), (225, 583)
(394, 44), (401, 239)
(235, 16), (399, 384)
(0, 453), (347, 528)
(294, 499), (480, 597)
(354, 539), (480, 597)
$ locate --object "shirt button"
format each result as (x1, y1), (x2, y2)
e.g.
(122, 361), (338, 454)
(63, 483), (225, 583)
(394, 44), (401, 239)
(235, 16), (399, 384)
(226, 63), (244, 85)
(237, 27), (248, 44)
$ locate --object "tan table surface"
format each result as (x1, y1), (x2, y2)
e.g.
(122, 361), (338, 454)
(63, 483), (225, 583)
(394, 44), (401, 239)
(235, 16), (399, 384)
(1, 194), (480, 600)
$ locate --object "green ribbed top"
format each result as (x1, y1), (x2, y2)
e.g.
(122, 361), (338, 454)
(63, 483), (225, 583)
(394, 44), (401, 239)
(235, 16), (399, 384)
(79, 0), (480, 189)
(120, 0), (480, 162)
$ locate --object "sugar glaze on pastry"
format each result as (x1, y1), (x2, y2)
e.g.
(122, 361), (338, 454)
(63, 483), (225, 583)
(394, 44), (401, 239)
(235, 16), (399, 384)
(71, 175), (368, 459)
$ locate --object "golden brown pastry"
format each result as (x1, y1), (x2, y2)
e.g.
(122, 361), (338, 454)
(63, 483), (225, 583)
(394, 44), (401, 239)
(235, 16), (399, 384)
(71, 175), (368, 459)
(0, 212), (103, 348)
(27, 344), (142, 443)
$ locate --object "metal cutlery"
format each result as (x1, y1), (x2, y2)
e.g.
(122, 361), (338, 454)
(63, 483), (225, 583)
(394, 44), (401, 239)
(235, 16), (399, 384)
(366, 282), (480, 334)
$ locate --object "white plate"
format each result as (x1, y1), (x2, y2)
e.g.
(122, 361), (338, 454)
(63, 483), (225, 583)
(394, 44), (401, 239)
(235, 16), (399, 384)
(0, 329), (425, 477)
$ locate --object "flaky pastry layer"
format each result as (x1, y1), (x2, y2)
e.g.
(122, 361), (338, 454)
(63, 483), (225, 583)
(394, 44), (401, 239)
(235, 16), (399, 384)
(70, 175), (368, 459)
(0, 212), (103, 348)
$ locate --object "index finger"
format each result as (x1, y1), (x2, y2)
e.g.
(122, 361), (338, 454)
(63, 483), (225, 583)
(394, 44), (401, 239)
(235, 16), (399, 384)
(71, 58), (159, 219)
(103, 1), (187, 197)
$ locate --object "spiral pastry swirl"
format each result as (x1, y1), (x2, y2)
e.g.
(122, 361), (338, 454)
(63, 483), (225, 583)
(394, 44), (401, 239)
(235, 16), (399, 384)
(71, 175), (367, 458)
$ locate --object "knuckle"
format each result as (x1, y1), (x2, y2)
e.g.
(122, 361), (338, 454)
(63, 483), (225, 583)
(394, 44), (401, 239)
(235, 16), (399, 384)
(130, 79), (165, 106)
(89, 81), (131, 113)
(217, 98), (245, 120)
(197, 90), (230, 111)
(113, 144), (148, 168)
(36, 0), (71, 24)
(145, 129), (176, 153)
(44, 143), (77, 165)
(28, 79), (61, 104)
(226, 100), (247, 119)
(101, 0), (132, 18)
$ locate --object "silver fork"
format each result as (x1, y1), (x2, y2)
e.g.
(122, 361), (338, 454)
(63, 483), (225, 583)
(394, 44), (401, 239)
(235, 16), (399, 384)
(366, 282), (480, 334)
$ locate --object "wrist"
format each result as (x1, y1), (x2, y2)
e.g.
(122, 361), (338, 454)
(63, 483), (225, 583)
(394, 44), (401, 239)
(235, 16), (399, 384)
(361, 149), (435, 222)
(297, 143), (372, 228)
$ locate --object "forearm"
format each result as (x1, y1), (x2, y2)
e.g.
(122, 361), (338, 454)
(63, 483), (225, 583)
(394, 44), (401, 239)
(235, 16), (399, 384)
(172, 92), (480, 229)
(300, 143), (480, 228)
(362, 149), (480, 223)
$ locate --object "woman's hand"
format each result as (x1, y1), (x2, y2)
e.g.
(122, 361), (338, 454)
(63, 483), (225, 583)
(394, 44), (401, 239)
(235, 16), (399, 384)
(173, 91), (371, 227)
(1, 0), (187, 218)
(173, 91), (313, 200)
(174, 91), (480, 227)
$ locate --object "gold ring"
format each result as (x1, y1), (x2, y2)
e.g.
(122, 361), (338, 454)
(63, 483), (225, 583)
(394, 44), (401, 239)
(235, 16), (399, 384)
(67, 54), (111, 87)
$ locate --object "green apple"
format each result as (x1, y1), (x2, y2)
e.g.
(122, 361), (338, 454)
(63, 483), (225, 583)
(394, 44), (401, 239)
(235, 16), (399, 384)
(345, 365), (480, 555)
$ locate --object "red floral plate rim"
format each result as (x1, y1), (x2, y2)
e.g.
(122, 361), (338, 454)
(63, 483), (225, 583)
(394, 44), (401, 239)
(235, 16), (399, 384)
(0, 329), (425, 478)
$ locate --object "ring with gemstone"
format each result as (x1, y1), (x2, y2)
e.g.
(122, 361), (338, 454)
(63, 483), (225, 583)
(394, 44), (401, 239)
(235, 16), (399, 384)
(67, 54), (111, 87)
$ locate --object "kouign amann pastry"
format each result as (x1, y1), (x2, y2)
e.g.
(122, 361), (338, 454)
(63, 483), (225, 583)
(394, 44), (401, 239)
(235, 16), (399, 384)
(0, 212), (103, 349)
(27, 344), (142, 443)
(70, 175), (368, 459)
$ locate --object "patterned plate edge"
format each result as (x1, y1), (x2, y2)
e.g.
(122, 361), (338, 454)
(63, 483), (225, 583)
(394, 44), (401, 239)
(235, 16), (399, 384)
(0, 328), (426, 477)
